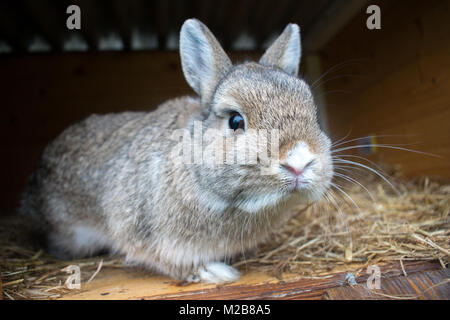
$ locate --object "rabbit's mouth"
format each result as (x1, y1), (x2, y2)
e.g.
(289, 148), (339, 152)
(281, 159), (315, 189)
(288, 178), (309, 192)
(275, 139), (332, 201)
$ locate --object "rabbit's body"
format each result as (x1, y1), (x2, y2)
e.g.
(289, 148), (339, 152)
(21, 95), (298, 280)
(20, 20), (333, 283)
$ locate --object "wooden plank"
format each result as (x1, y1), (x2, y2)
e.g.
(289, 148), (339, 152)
(61, 261), (442, 300)
(289, 0), (332, 33)
(303, 0), (369, 52)
(258, 0), (295, 39)
(224, 0), (254, 49)
(206, 0), (231, 47)
(154, 0), (170, 48)
(0, 266), (3, 300)
(110, 0), (134, 51)
(324, 269), (450, 300)
(21, 0), (68, 51)
(73, 0), (115, 51)
(0, 2), (34, 52)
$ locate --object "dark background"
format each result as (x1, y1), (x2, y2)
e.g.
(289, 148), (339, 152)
(1, 0), (449, 213)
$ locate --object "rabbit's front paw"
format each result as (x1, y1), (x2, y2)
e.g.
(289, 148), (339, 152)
(189, 262), (240, 284)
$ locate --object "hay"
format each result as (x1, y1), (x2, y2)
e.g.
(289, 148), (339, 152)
(237, 173), (449, 277)
(0, 218), (124, 299)
(1, 171), (449, 299)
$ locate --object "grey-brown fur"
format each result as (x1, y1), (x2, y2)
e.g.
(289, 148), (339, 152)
(19, 19), (333, 283)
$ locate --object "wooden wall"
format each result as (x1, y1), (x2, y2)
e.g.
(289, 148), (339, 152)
(318, 0), (450, 179)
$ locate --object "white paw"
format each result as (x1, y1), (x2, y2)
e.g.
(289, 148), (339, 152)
(197, 262), (240, 284)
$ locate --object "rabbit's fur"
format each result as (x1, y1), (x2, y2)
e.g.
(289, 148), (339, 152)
(20, 19), (333, 283)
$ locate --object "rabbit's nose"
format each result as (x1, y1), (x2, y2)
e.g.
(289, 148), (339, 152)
(281, 160), (313, 176)
(281, 163), (303, 176)
(280, 141), (316, 176)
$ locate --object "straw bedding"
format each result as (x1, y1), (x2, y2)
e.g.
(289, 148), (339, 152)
(1, 171), (449, 299)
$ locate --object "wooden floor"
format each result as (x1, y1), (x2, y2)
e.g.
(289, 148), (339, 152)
(59, 260), (449, 300)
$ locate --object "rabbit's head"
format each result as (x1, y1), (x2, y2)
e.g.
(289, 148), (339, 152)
(179, 19), (333, 213)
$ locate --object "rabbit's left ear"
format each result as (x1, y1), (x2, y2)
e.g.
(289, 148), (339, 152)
(259, 24), (301, 76)
(180, 19), (232, 107)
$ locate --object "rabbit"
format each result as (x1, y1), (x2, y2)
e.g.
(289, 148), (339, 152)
(19, 19), (333, 284)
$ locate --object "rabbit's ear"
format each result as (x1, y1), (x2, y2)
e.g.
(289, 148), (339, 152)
(259, 24), (301, 76)
(180, 19), (232, 101)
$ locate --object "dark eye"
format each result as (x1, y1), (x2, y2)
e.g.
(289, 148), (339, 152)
(229, 112), (245, 131)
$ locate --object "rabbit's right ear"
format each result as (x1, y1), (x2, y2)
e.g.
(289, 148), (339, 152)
(259, 24), (301, 76)
(180, 19), (232, 107)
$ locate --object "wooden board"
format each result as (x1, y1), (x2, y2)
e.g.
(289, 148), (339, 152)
(324, 269), (449, 300)
(61, 261), (445, 300)
(0, 266), (2, 300)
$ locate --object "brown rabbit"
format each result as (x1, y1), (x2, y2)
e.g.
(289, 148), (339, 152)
(20, 19), (333, 283)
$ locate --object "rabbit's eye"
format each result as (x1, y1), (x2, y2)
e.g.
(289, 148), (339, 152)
(229, 113), (245, 131)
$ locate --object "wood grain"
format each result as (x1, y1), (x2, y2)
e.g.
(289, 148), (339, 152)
(60, 261), (444, 300)
(324, 269), (449, 300)
(0, 266), (3, 300)
(318, 0), (450, 179)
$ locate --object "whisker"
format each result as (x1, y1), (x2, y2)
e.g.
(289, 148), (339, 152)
(310, 59), (365, 88)
(331, 129), (353, 147)
(322, 192), (335, 241)
(333, 154), (387, 174)
(331, 134), (420, 149)
(332, 144), (440, 158)
(326, 191), (353, 249)
(332, 158), (399, 195)
(333, 166), (375, 184)
(313, 90), (353, 100)
(313, 74), (369, 90)
(333, 172), (376, 202)
(333, 155), (392, 183)
(330, 182), (363, 214)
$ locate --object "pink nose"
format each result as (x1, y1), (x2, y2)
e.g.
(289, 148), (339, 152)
(281, 164), (304, 176)
(281, 160), (314, 176)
